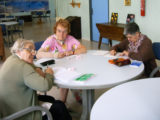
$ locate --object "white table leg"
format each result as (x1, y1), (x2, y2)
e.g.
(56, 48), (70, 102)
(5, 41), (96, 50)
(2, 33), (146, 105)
(88, 90), (94, 112)
(81, 90), (94, 120)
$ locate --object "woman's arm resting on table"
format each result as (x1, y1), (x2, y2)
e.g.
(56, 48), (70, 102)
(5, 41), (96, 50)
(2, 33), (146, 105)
(36, 47), (58, 59)
(74, 44), (87, 55)
(110, 50), (117, 56)
(64, 44), (86, 56)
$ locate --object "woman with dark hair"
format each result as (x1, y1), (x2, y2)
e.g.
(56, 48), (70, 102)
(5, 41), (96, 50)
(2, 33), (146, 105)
(110, 22), (160, 77)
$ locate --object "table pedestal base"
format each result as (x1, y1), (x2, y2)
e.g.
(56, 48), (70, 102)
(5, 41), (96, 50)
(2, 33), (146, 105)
(81, 90), (94, 120)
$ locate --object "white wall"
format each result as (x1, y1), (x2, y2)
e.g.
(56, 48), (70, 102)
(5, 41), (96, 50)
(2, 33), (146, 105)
(109, 0), (160, 42)
(55, 0), (90, 41)
(49, 0), (56, 18)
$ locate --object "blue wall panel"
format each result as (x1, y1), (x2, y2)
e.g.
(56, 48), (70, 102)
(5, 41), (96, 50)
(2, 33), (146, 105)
(91, 0), (109, 43)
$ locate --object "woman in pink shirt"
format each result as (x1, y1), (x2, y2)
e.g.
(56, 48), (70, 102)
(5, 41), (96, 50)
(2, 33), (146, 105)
(37, 19), (86, 103)
(37, 19), (86, 59)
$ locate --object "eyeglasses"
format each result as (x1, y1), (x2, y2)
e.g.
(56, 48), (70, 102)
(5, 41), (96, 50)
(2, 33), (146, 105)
(56, 29), (68, 34)
(23, 48), (36, 54)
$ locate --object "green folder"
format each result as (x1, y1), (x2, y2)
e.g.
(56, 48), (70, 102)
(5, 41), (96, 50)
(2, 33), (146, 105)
(75, 74), (94, 81)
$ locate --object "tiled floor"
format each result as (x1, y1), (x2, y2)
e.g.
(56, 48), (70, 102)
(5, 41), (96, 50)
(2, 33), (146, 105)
(1, 19), (111, 120)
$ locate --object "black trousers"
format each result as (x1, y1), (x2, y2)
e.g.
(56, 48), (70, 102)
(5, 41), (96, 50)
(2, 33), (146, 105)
(38, 95), (55, 120)
(38, 95), (72, 120)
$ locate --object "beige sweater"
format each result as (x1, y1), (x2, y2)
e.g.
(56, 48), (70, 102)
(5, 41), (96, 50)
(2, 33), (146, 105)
(0, 55), (54, 120)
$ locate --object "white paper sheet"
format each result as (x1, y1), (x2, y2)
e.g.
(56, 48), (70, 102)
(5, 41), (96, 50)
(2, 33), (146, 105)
(104, 54), (118, 58)
(53, 67), (81, 83)
(92, 50), (109, 56)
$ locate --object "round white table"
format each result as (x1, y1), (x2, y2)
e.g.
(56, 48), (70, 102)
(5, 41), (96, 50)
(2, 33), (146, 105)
(34, 50), (144, 120)
(90, 78), (160, 120)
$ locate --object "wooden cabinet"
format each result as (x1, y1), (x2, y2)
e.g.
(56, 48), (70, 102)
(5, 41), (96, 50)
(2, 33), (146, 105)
(96, 23), (125, 49)
(66, 16), (81, 39)
(0, 26), (5, 61)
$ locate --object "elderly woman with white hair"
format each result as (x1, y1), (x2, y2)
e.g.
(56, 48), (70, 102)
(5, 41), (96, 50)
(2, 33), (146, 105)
(0, 38), (54, 120)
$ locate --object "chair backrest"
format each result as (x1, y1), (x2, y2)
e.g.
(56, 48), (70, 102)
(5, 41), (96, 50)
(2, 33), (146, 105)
(36, 11), (43, 16)
(46, 10), (51, 15)
(0, 14), (5, 18)
(0, 24), (6, 35)
(34, 41), (44, 59)
(18, 20), (24, 26)
(34, 41), (44, 51)
(152, 42), (160, 60)
(31, 11), (37, 16)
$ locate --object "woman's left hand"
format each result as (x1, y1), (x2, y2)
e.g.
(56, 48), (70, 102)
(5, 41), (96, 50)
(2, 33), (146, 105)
(36, 68), (45, 77)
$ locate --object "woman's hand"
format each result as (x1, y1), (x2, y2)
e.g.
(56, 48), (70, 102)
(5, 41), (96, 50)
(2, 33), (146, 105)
(110, 50), (117, 56)
(119, 50), (129, 56)
(45, 67), (54, 75)
(65, 51), (74, 56)
(36, 68), (45, 77)
(57, 52), (66, 58)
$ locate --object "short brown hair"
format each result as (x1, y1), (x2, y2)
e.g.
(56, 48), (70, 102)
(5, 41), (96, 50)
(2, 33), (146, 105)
(53, 19), (70, 34)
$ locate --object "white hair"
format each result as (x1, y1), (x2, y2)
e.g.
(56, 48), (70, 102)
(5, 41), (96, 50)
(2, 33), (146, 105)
(10, 38), (34, 54)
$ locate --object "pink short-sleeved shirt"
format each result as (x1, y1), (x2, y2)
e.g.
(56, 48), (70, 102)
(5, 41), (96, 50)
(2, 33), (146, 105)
(41, 34), (80, 53)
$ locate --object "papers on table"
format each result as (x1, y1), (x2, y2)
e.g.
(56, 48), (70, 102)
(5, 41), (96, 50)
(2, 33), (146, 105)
(53, 67), (81, 83)
(92, 50), (109, 56)
(92, 50), (119, 58)
(53, 67), (95, 83)
(104, 54), (118, 58)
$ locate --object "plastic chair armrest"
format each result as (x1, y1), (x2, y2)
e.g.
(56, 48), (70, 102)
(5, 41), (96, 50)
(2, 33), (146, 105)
(2, 106), (52, 120)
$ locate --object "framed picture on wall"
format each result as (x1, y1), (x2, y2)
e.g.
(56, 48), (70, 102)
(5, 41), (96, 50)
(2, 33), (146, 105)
(124, 0), (131, 6)
(111, 12), (118, 24)
(126, 14), (135, 24)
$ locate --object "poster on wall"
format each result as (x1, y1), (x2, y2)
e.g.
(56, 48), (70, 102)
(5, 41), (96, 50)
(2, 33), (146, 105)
(124, 0), (131, 6)
(0, 0), (49, 13)
(126, 14), (135, 24)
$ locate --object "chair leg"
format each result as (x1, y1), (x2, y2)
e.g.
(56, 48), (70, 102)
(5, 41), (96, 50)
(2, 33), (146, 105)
(11, 34), (14, 43)
(22, 32), (24, 38)
(49, 17), (51, 24)
(150, 67), (160, 77)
